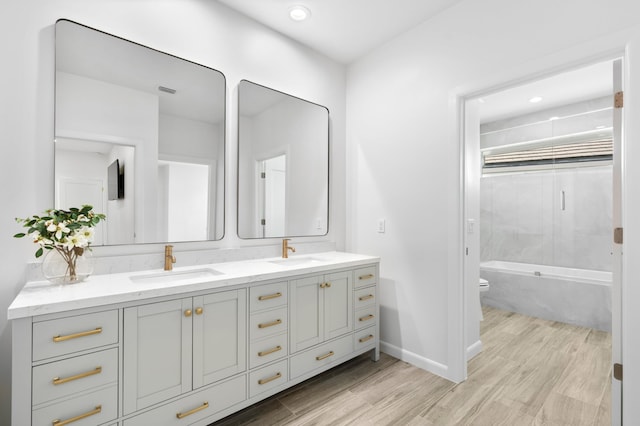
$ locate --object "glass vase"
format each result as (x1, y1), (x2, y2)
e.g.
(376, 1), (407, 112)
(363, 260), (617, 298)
(42, 247), (93, 285)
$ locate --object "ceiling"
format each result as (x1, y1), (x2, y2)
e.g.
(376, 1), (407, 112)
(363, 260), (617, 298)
(218, 1), (614, 123)
(216, 0), (465, 64)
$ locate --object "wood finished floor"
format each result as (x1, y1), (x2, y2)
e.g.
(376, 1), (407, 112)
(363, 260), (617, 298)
(212, 306), (612, 425)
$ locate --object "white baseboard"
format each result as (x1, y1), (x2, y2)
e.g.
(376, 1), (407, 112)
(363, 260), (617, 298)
(380, 340), (449, 379)
(467, 339), (483, 360)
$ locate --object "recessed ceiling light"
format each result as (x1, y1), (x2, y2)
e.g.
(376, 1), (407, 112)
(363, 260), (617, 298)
(549, 116), (559, 121)
(595, 125), (606, 129)
(289, 5), (311, 21)
(529, 96), (543, 103)
(478, 98), (486, 104)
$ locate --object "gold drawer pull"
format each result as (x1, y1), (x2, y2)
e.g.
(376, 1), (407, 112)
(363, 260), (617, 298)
(184, 309), (192, 317)
(316, 351), (335, 361)
(359, 314), (375, 322)
(258, 319), (282, 329)
(53, 327), (102, 343)
(259, 292), (282, 301)
(258, 372), (282, 385)
(359, 335), (374, 343)
(52, 405), (101, 425)
(53, 367), (102, 385)
(359, 273), (374, 280)
(320, 282), (332, 288)
(176, 402), (209, 419)
(258, 345), (282, 357)
(195, 307), (203, 315)
(359, 294), (374, 301)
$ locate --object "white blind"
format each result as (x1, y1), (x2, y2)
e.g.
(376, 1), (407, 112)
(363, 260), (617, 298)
(483, 139), (612, 168)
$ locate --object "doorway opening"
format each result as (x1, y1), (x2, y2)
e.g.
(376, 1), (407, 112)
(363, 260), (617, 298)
(463, 57), (622, 423)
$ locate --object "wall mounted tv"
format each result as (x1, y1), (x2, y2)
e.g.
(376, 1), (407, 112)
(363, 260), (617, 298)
(108, 159), (125, 200)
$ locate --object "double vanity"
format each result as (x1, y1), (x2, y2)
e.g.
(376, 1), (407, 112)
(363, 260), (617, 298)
(9, 251), (379, 425)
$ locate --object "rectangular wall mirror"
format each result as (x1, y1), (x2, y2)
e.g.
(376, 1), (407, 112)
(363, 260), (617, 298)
(237, 80), (329, 239)
(55, 19), (226, 245)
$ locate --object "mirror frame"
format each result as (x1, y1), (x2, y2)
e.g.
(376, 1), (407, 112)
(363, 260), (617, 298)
(236, 79), (330, 239)
(54, 19), (227, 245)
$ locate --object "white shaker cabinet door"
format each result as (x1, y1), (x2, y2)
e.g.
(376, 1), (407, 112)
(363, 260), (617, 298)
(323, 270), (353, 340)
(123, 298), (193, 414)
(193, 289), (247, 388)
(290, 275), (324, 353)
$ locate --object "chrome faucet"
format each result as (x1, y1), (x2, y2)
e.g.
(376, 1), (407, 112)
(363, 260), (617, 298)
(164, 245), (176, 271)
(282, 239), (296, 258)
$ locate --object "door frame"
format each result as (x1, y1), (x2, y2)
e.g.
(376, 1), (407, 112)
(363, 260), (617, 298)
(457, 54), (625, 423)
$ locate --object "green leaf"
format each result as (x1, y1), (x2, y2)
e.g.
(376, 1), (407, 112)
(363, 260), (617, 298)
(13, 233), (25, 238)
(35, 247), (43, 258)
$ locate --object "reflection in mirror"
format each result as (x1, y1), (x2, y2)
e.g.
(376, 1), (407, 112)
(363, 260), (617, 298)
(55, 20), (226, 245)
(238, 80), (329, 239)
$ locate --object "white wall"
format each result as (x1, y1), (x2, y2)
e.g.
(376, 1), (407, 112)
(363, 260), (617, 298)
(0, 2), (346, 423)
(346, 0), (640, 403)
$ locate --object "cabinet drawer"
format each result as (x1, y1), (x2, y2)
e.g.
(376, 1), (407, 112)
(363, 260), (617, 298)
(354, 326), (377, 351)
(32, 384), (117, 426)
(354, 287), (376, 310)
(249, 333), (288, 369)
(290, 334), (353, 379)
(33, 348), (118, 406)
(250, 307), (288, 341)
(354, 266), (377, 288)
(355, 306), (377, 330)
(33, 310), (118, 361)
(250, 281), (287, 312)
(249, 359), (288, 398)
(123, 375), (246, 426)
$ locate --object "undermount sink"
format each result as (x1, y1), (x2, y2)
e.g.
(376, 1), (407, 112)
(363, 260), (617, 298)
(130, 268), (223, 284)
(268, 256), (323, 267)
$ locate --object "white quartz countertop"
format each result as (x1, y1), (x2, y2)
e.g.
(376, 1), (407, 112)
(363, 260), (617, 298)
(8, 251), (379, 320)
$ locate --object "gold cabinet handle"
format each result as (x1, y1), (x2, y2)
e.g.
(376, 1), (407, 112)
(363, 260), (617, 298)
(258, 345), (282, 357)
(176, 402), (209, 419)
(184, 309), (192, 317)
(316, 351), (335, 361)
(359, 294), (374, 301)
(258, 319), (282, 329)
(53, 327), (102, 343)
(259, 292), (282, 301)
(52, 405), (101, 425)
(359, 314), (375, 322)
(53, 367), (102, 385)
(258, 372), (282, 385)
(359, 273), (374, 280)
(359, 335), (374, 343)
(320, 282), (332, 288)
(195, 307), (203, 315)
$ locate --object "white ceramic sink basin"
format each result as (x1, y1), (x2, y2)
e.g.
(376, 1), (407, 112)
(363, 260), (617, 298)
(268, 256), (323, 267)
(130, 268), (223, 284)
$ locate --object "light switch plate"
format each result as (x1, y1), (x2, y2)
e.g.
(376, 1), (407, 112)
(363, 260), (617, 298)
(377, 219), (386, 233)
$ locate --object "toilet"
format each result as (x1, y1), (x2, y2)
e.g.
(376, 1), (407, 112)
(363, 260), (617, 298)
(478, 278), (490, 321)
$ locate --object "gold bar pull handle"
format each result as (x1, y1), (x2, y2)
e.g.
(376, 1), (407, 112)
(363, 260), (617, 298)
(359, 294), (374, 301)
(359, 273), (374, 280)
(258, 346), (282, 357)
(53, 327), (102, 343)
(258, 319), (282, 329)
(359, 314), (375, 322)
(258, 372), (282, 385)
(52, 405), (101, 425)
(258, 292), (282, 301)
(53, 367), (102, 385)
(176, 402), (209, 419)
(316, 351), (334, 361)
(359, 335), (374, 343)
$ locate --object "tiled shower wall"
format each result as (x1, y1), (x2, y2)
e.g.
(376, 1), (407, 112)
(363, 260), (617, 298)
(480, 165), (613, 272)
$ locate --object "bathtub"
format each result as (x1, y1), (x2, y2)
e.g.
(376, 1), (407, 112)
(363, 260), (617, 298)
(480, 260), (612, 331)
